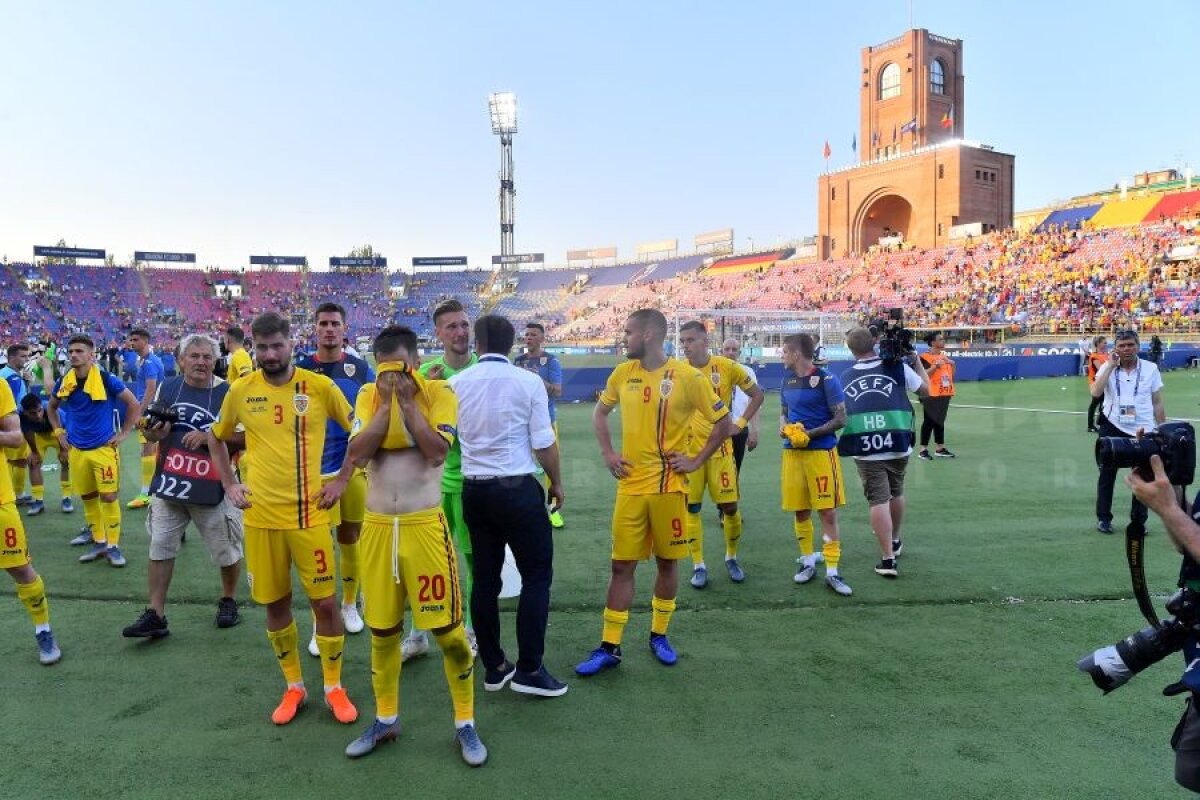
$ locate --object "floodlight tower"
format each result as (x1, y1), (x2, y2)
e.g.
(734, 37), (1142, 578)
(489, 91), (518, 257)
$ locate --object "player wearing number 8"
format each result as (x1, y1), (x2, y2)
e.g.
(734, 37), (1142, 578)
(122, 334), (244, 640)
(838, 327), (930, 578)
(779, 334), (850, 595)
(208, 313), (359, 728)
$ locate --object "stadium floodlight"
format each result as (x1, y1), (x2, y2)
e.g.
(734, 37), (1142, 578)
(489, 91), (518, 134)
(490, 91), (518, 257)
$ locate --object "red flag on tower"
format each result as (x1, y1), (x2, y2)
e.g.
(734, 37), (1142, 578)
(941, 104), (955, 129)
(823, 140), (831, 159)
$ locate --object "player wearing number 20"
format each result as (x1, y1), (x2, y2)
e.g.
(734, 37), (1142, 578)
(208, 312), (359, 728)
(122, 334), (245, 640)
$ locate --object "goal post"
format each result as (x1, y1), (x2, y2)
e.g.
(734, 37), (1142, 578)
(669, 308), (859, 362)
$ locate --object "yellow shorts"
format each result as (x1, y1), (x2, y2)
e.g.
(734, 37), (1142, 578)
(137, 430), (147, 446)
(69, 446), (120, 495)
(4, 440), (30, 462)
(686, 440), (738, 506)
(243, 525), (337, 605)
(358, 508), (462, 632)
(781, 448), (847, 511)
(0, 503), (30, 569)
(321, 470), (366, 528)
(611, 492), (689, 561)
(33, 432), (61, 459)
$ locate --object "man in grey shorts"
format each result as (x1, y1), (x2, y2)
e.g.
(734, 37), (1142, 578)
(837, 326), (929, 579)
(122, 334), (245, 639)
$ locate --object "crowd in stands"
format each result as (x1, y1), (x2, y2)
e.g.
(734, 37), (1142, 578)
(1, 218), (1196, 352)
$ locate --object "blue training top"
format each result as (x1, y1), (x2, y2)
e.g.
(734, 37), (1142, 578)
(0, 366), (27, 406)
(514, 351), (563, 423)
(295, 352), (375, 475)
(780, 366), (844, 451)
(54, 370), (127, 450)
(132, 351), (165, 403)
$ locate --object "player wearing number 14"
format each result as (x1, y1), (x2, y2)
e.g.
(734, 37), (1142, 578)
(208, 313), (358, 728)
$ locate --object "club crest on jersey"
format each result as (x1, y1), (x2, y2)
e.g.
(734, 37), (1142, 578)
(293, 394), (310, 415)
(540, 356), (548, 366)
(660, 378), (673, 397)
(344, 363), (356, 378)
(809, 375), (821, 388)
(710, 371), (721, 386)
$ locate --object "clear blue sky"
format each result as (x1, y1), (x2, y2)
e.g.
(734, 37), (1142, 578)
(1, 1), (1196, 270)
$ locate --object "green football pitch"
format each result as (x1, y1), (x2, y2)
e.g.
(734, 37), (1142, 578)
(5, 372), (1200, 798)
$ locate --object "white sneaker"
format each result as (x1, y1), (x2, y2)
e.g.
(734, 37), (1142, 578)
(401, 631), (429, 662)
(341, 602), (364, 634)
(308, 630), (320, 657)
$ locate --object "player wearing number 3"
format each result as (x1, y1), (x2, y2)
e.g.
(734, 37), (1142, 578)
(577, 309), (733, 677)
(208, 313), (359, 728)
(122, 334), (245, 639)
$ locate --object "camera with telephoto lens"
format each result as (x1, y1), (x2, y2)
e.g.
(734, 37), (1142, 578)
(142, 402), (180, 427)
(1078, 589), (1200, 694)
(870, 308), (915, 364)
(1079, 422), (1199, 694)
(1095, 421), (1196, 487)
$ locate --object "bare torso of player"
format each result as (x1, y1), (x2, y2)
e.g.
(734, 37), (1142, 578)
(365, 448), (443, 515)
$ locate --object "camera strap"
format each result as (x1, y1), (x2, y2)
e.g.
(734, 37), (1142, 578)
(1125, 522), (1162, 628)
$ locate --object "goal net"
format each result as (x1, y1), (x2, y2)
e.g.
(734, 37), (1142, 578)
(668, 308), (859, 361)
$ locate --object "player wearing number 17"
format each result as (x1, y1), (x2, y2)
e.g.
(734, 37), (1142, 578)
(576, 309), (733, 677)
(208, 312), (359, 727)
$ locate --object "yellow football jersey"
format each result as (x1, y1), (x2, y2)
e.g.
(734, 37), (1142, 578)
(228, 348), (254, 381)
(599, 357), (728, 496)
(0, 381), (17, 505)
(211, 367), (352, 529)
(352, 371), (458, 451)
(688, 355), (756, 443)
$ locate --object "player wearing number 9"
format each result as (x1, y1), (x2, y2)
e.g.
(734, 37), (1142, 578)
(122, 334), (246, 641)
(837, 327), (930, 579)
(779, 334), (851, 596)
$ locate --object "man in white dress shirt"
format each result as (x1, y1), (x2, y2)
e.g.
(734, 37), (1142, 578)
(1090, 329), (1167, 535)
(450, 315), (568, 698)
(721, 339), (759, 481)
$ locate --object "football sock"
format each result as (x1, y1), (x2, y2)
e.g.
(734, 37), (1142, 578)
(650, 596), (676, 636)
(315, 634), (346, 691)
(31, 485), (44, 502)
(11, 465), (26, 496)
(61, 477), (73, 497)
(434, 626), (475, 724)
(100, 498), (121, 546)
(16, 576), (49, 627)
(687, 512), (704, 566)
(81, 496), (103, 543)
(823, 539), (842, 572)
(267, 620), (303, 685)
(140, 456), (155, 495)
(794, 518), (815, 563)
(723, 510), (743, 559)
(339, 540), (359, 606)
(601, 607), (629, 648)
(370, 631), (402, 720)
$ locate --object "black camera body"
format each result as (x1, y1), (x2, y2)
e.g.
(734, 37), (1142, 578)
(1095, 421), (1196, 487)
(143, 402), (180, 427)
(1079, 588), (1200, 693)
(870, 308), (915, 364)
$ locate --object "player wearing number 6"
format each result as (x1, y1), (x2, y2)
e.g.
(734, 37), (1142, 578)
(576, 309), (733, 677)
(122, 334), (245, 640)
(779, 334), (850, 595)
(208, 313), (359, 728)
(838, 327), (930, 579)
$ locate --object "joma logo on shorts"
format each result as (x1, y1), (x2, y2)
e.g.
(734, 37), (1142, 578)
(313, 575), (334, 584)
(1, 548), (20, 556)
(420, 604), (444, 613)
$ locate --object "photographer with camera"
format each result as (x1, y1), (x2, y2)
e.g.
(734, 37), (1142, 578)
(122, 334), (244, 639)
(838, 323), (930, 578)
(1120, 446), (1200, 792)
(1090, 329), (1166, 535)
